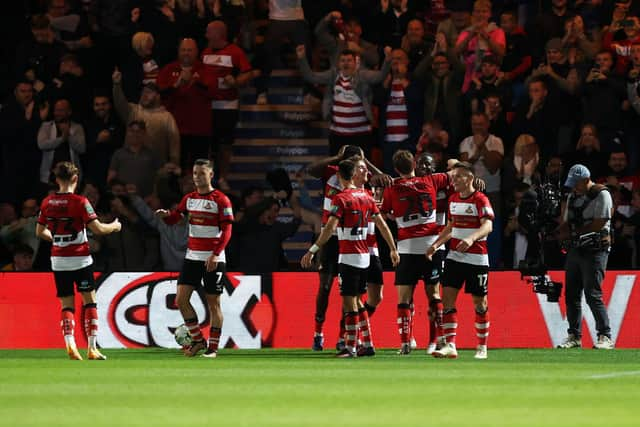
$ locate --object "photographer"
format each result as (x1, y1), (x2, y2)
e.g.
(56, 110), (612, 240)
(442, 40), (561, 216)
(554, 164), (614, 350)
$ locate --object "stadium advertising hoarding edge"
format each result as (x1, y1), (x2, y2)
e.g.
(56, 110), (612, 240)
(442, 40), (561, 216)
(0, 271), (638, 349)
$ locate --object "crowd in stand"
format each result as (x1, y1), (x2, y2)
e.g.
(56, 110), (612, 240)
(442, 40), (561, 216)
(2, 0), (640, 272)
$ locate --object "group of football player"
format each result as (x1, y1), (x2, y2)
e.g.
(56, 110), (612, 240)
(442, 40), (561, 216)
(302, 145), (495, 359)
(38, 148), (493, 360)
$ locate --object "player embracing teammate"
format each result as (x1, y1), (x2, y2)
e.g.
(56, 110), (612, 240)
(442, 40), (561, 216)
(302, 158), (399, 357)
(427, 162), (494, 359)
(157, 159), (233, 358)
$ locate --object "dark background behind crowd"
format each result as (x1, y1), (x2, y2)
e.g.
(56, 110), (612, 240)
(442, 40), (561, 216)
(2, 0), (640, 273)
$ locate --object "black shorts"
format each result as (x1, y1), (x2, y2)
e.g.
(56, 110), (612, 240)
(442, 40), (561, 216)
(395, 251), (444, 287)
(319, 235), (339, 278)
(441, 259), (489, 296)
(367, 255), (383, 286)
(178, 259), (230, 295)
(53, 265), (96, 297)
(211, 109), (239, 146)
(338, 263), (368, 297)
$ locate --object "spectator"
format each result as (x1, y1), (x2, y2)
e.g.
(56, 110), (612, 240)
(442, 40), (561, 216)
(297, 44), (392, 156)
(379, 48), (424, 173)
(0, 80), (46, 205)
(564, 123), (605, 178)
(255, 0), (309, 105)
(1, 244), (34, 271)
(582, 50), (627, 151)
(502, 134), (540, 198)
(484, 92), (511, 148)
(108, 120), (162, 197)
(415, 121), (450, 156)
(201, 20), (255, 190)
(233, 186), (265, 223)
(157, 38), (216, 167)
(101, 179), (160, 271)
(46, 0), (93, 55)
(137, 0), (180, 67)
(374, 0), (417, 48)
(436, 4), (471, 49)
(314, 12), (380, 70)
(503, 181), (530, 269)
(127, 184), (187, 271)
(604, 14), (640, 76)
(15, 14), (67, 89)
(596, 150), (638, 218)
(37, 98), (86, 186)
(527, 0), (571, 63)
(512, 76), (561, 160)
(121, 32), (161, 102)
(454, 0), (506, 93)
(561, 15), (599, 65)
(413, 47), (466, 153)
(83, 94), (125, 189)
(401, 18), (433, 71)
(499, 9), (532, 105)
(49, 54), (92, 122)
(229, 195), (302, 273)
(112, 69), (181, 165)
(0, 198), (40, 254)
(465, 55), (512, 114)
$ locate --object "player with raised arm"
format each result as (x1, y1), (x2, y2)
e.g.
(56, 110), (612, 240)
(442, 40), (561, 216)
(156, 159), (233, 358)
(381, 150), (452, 355)
(36, 162), (122, 360)
(304, 145), (390, 351)
(427, 162), (494, 360)
(302, 159), (399, 357)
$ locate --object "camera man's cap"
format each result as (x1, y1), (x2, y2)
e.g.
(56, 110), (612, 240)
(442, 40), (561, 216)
(564, 164), (590, 188)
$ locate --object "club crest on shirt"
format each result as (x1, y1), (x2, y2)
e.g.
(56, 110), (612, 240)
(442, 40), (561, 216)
(465, 206), (474, 214)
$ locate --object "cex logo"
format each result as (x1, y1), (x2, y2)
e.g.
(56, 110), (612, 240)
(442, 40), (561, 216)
(95, 272), (270, 349)
(538, 274), (636, 346)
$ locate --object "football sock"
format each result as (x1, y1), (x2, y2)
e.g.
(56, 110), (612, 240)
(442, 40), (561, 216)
(208, 327), (221, 352)
(314, 315), (323, 336)
(364, 301), (376, 317)
(338, 314), (346, 342)
(344, 312), (359, 353)
(83, 303), (98, 349)
(61, 308), (76, 348)
(429, 298), (444, 344)
(475, 308), (490, 347)
(409, 301), (415, 340)
(397, 303), (411, 345)
(184, 318), (204, 342)
(442, 308), (458, 345)
(357, 307), (373, 348)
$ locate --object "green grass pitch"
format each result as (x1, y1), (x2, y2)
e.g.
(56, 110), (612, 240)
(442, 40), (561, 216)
(1, 348), (639, 427)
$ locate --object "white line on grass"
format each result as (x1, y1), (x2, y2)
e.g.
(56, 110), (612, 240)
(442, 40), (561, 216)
(587, 370), (640, 379)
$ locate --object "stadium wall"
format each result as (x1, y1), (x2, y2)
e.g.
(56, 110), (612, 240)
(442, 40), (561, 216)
(1, 271), (638, 349)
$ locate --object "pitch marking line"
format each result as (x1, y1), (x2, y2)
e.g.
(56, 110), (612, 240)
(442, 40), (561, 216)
(587, 370), (640, 379)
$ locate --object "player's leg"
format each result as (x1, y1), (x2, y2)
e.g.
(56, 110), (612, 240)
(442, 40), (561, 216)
(54, 271), (82, 360)
(337, 264), (360, 357)
(424, 251), (444, 354)
(313, 236), (338, 351)
(464, 264), (490, 359)
(357, 275), (375, 357)
(76, 266), (105, 360)
(202, 264), (228, 358)
(364, 255), (384, 316)
(177, 260), (206, 356)
(395, 254), (418, 354)
(432, 260), (463, 359)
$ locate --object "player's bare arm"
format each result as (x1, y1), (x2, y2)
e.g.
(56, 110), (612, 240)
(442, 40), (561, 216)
(427, 222), (453, 259)
(456, 218), (492, 253)
(87, 218), (122, 235)
(35, 223), (53, 242)
(301, 216), (338, 269)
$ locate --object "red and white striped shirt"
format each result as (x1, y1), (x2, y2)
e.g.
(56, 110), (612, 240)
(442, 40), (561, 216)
(330, 188), (380, 268)
(385, 80), (409, 143)
(201, 44), (252, 110)
(321, 165), (342, 228)
(381, 173), (450, 254)
(330, 75), (371, 136)
(447, 191), (494, 266)
(164, 190), (234, 261)
(38, 193), (97, 271)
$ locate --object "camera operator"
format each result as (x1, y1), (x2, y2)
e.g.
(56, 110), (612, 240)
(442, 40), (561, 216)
(554, 164), (614, 350)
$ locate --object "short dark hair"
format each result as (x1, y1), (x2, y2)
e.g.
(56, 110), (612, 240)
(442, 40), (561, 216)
(339, 49), (357, 58)
(13, 243), (34, 257)
(338, 159), (356, 181)
(31, 14), (50, 30)
(452, 161), (475, 176)
(194, 158), (214, 169)
(341, 145), (363, 160)
(54, 161), (79, 182)
(528, 76), (547, 89)
(393, 150), (414, 175)
(60, 53), (80, 66)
